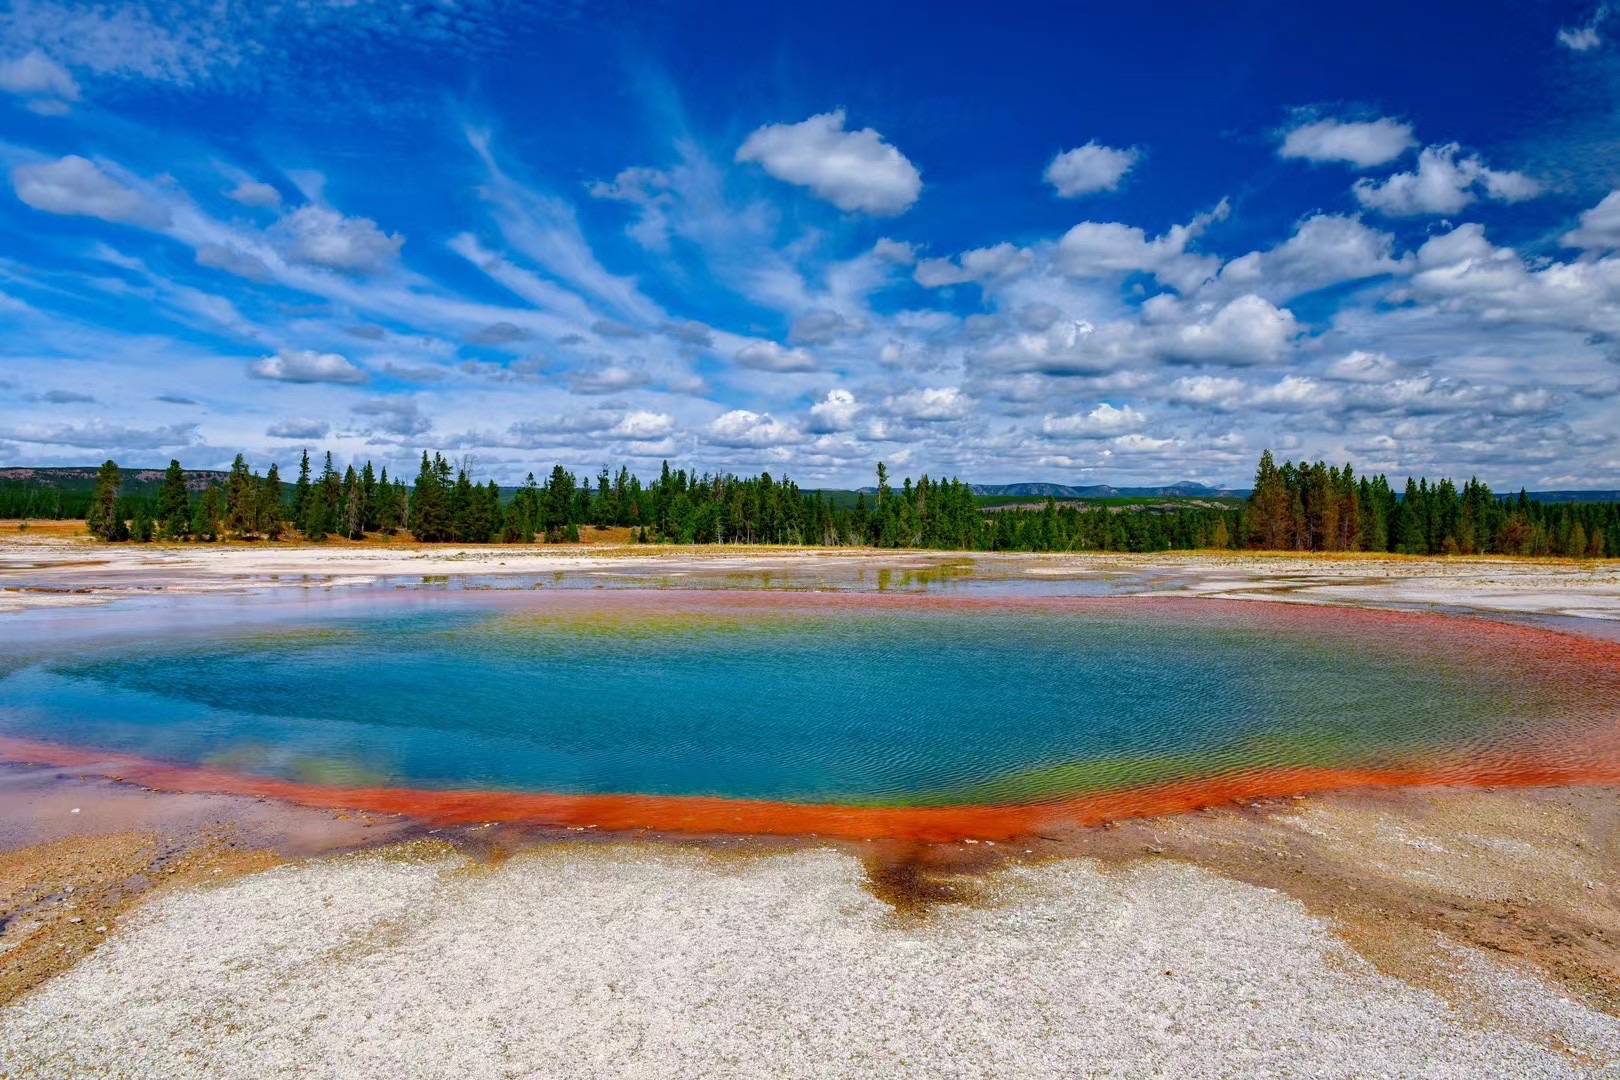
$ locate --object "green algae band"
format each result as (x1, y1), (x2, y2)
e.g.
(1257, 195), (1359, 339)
(2, 591), (1617, 811)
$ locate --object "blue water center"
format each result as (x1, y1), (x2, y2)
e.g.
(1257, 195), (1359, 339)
(0, 590), (1551, 805)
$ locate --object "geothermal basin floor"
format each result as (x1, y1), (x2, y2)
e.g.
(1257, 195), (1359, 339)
(2, 828), (1618, 1079)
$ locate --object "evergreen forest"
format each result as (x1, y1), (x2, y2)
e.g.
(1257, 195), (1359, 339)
(9, 448), (1618, 558)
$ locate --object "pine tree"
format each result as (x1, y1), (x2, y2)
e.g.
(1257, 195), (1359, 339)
(1337, 464), (1361, 551)
(191, 485), (223, 541)
(319, 453), (341, 531)
(449, 468), (475, 541)
(409, 451), (449, 541)
(303, 488), (331, 540)
(342, 465), (362, 539)
(157, 459), (191, 539)
(293, 449), (312, 531)
(260, 464), (284, 540)
(613, 467), (631, 526)
(131, 500), (154, 542)
(544, 465), (573, 533)
(502, 480), (536, 542)
(593, 467), (615, 526)
(374, 467), (394, 533)
(1568, 519), (1588, 559)
(1244, 450), (1289, 549)
(87, 460), (122, 541)
(225, 453), (258, 537)
(376, 469), (403, 534)
(1395, 479), (1425, 554)
(395, 477), (410, 532)
(361, 461), (378, 532)
(482, 479), (502, 542)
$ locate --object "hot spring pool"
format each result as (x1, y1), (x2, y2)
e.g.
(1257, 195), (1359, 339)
(2, 589), (1616, 839)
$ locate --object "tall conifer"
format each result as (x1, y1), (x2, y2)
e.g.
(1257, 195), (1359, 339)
(1245, 451), (1288, 549)
(260, 464), (284, 540)
(225, 453), (258, 537)
(87, 460), (123, 541)
(157, 459), (191, 539)
(293, 450), (312, 531)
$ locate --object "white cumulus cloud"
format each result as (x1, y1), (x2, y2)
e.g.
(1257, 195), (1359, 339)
(1328, 351), (1399, 383)
(1353, 144), (1541, 216)
(1279, 117), (1415, 168)
(228, 179), (282, 208)
(1044, 141), (1139, 197)
(1559, 24), (1602, 49)
(565, 360), (649, 395)
(1055, 200), (1228, 292)
(914, 242), (1033, 288)
(1111, 433), (1177, 452)
(1168, 375), (1246, 408)
(707, 409), (802, 448)
(1563, 189), (1620, 251)
(736, 109), (922, 215)
(885, 386), (969, 422)
(249, 349), (368, 384)
(1160, 294), (1299, 365)
(271, 204), (404, 273)
(1250, 375), (1339, 411)
(735, 340), (818, 373)
(11, 155), (168, 227)
(0, 50), (79, 111)
(807, 389), (861, 433)
(1557, 7), (1606, 50)
(1041, 403), (1146, 437)
(1213, 214), (1403, 301)
(608, 410), (675, 440)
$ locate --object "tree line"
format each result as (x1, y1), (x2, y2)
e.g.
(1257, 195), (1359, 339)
(1242, 450), (1613, 558)
(51, 449), (1620, 558)
(0, 482), (89, 520)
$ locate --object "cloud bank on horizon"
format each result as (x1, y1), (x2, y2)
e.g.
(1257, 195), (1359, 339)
(1, 0), (1618, 488)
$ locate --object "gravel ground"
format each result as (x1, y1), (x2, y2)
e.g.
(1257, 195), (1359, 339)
(3, 843), (1616, 1078)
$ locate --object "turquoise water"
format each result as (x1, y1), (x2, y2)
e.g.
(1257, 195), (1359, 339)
(0, 590), (1551, 805)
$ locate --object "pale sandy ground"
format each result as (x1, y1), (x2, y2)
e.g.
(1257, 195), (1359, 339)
(4, 534), (1620, 1076)
(1119, 551), (1620, 621)
(3, 841), (1616, 1080)
(3, 530), (1619, 619)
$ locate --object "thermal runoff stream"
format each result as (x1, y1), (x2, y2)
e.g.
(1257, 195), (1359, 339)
(3, 588), (1617, 840)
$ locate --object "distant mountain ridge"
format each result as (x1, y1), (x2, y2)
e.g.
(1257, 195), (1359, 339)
(967, 481), (1246, 498)
(4, 467), (1617, 505)
(1507, 490), (1620, 504)
(0, 466), (229, 493)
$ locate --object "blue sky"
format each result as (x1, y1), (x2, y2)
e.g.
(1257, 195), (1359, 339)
(2, 0), (1619, 487)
